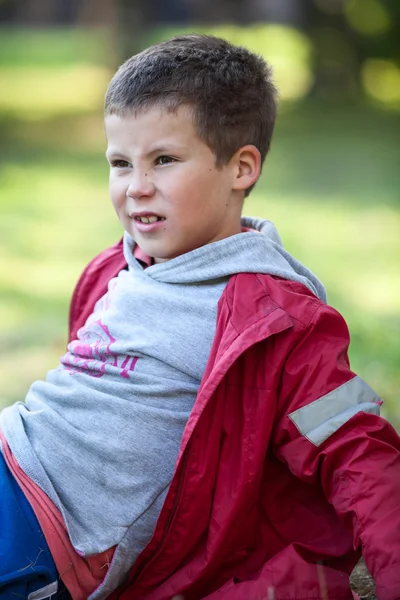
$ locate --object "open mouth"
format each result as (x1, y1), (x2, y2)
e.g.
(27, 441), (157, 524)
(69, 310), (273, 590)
(134, 216), (166, 224)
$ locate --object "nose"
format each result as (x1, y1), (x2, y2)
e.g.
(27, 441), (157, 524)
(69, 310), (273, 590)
(126, 170), (155, 199)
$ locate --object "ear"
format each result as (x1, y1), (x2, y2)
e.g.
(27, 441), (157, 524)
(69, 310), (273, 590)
(231, 145), (261, 192)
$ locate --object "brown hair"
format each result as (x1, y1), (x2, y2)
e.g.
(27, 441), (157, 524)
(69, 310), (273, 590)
(105, 34), (278, 196)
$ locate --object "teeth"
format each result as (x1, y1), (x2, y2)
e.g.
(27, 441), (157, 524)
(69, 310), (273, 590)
(136, 216), (164, 223)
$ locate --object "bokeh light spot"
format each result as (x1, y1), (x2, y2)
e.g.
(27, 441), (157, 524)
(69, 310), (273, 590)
(362, 59), (400, 107)
(344, 0), (391, 36)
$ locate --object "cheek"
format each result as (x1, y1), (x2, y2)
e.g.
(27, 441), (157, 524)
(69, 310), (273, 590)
(109, 180), (125, 210)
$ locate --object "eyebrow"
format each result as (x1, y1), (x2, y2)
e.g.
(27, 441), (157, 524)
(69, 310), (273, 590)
(105, 144), (186, 160)
(105, 150), (128, 160)
(147, 144), (185, 155)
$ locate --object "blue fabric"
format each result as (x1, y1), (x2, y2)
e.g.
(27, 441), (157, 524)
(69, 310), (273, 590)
(0, 453), (70, 599)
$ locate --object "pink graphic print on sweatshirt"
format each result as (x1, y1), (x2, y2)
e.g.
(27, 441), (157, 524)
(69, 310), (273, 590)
(61, 281), (138, 379)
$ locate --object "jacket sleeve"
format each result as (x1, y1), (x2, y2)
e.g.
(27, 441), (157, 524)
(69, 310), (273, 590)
(272, 303), (400, 600)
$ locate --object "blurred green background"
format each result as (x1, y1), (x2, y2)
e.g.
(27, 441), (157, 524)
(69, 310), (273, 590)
(0, 0), (399, 428)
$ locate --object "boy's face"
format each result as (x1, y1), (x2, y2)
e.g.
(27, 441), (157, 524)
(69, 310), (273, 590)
(105, 105), (243, 263)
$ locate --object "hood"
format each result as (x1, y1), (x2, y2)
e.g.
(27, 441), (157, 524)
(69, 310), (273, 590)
(124, 216), (327, 302)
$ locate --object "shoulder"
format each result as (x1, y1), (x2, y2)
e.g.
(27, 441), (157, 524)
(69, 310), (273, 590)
(81, 238), (126, 277)
(222, 272), (351, 361)
(226, 272), (331, 329)
(72, 237), (126, 301)
(68, 238), (127, 341)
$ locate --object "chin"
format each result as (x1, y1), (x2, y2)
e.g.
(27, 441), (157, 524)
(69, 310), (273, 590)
(153, 250), (179, 263)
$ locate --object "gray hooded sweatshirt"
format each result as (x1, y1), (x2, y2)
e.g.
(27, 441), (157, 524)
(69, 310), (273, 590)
(0, 217), (326, 599)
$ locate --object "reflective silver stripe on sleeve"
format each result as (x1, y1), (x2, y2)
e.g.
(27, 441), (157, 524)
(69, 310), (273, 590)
(28, 581), (58, 600)
(288, 375), (381, 446)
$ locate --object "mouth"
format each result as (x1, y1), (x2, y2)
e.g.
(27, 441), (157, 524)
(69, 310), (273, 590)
(131, 212), (166, 224)
(134, 215), (166, 224)
(130, 212), (167, 234)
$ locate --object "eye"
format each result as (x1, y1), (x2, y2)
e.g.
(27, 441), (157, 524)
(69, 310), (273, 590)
(155, 155), (175, 166)
(110, 159), (131, 168)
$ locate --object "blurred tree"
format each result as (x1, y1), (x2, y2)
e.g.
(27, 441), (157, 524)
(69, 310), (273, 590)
(3, 0), (69, 24)
(0, 0), (398, 103)
(0, 0), (115, 25)
(116, 0), (310, 58)
(309, 0), (400, 100)
(0, 0), (16, 22)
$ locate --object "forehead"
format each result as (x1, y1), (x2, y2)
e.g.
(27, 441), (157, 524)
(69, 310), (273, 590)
(104, 105), (200, 148)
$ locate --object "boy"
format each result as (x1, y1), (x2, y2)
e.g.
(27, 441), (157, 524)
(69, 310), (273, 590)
(1, 34), (399, 600)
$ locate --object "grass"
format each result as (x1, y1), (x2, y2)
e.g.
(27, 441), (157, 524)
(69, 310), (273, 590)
(0, 28), (399, 430)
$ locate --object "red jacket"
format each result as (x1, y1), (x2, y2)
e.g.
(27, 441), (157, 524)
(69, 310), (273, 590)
(69, 239), (400, 600)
